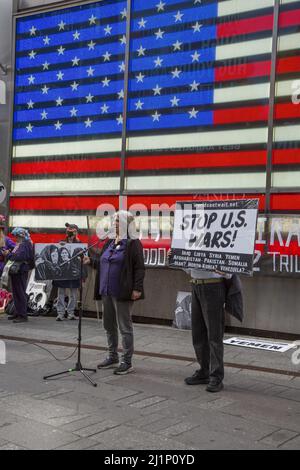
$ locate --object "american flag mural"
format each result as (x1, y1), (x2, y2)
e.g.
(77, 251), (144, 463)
(9, 0), (300, 245)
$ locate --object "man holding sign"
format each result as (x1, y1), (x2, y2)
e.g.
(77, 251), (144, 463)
(169, 200), (258, 392)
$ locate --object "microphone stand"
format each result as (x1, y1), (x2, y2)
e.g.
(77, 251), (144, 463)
(43, 238), (106, 387)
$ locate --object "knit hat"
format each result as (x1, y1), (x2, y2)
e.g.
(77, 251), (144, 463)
(11, 227), (30, 240)
(65, 223), (79, 233)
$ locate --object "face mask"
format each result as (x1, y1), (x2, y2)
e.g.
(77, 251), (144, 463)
(67, 232), (76, 238)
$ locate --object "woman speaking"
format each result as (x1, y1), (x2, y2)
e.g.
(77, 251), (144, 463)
(85, 211), (145, 375)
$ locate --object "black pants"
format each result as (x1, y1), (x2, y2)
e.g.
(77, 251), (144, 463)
(191, 282), (226, 383)
(10, 273), (28, 318)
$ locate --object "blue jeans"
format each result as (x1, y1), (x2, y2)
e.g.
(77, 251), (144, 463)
(57, 287), (78, 318)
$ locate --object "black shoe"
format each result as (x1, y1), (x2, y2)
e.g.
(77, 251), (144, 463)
(28, 311), (40, 317)
(185, 370), (209, 385)
(206, 381), (224, 393)
(7, 315), (17, 321)
(13, 317), (28, 324)
(97, 357), (119, 369)
(113, 362), (134, 375)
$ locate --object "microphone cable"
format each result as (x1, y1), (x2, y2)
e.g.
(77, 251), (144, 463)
(18, 339), (78, 363)
(14, 239), (104, 363)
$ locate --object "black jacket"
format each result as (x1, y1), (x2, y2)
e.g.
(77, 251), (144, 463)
(92, 238), (145, 301)
(224, 274), (244, 323)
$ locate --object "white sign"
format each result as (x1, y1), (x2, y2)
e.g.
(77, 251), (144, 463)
(26, 270), (52, 311)
(224, 337), (295, 353)
(174, 291), (192, 330)
(0, 181), (6, 204)
(170, 199), (259, 275)
(0, 80), (5, 104)
(34, 243), (88, 281)
(0, 340), (6, 364)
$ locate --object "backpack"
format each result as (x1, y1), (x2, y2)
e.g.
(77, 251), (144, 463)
(4, 298), (16, 317)
(224, 274), (244, 323)
(0, 288), (12, 313)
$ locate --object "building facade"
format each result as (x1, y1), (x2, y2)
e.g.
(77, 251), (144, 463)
(1, 0), (300, 335)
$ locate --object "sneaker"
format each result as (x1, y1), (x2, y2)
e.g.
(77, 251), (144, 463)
(185, 370), (209, 385)
(56, 316), (64, 322)
(97, 357), (119, 369)
(113, 362), (134, 375)
(13, 316), (28, 324)
(67, 315), (77, 321)
(206, 381), (224, 393)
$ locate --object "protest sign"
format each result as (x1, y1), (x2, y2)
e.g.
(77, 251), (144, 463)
(223, 337), (295, 353)
(173, 291), (192, 330)
(169, 199), (259, 275)
(35, 243), (87, 281)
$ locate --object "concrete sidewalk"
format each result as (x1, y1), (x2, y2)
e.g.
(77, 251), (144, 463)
(0, 315), (299, 450)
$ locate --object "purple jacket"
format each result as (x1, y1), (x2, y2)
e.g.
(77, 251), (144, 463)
(92, 239), (145, 301)
(0, 237), (16, 276)
(7, 239), (34, 274)
(99, 239), (127, 298)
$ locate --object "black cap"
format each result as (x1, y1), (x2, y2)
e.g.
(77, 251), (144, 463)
(65, 223), (79, 232)
(0, 215), (6, 228)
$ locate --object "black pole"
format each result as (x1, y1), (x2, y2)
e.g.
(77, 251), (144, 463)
(120, 0), (132, 197)
(76, 253), (83, 368)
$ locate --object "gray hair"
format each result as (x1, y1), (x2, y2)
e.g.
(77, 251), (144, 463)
(114, 210), (138, 239)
